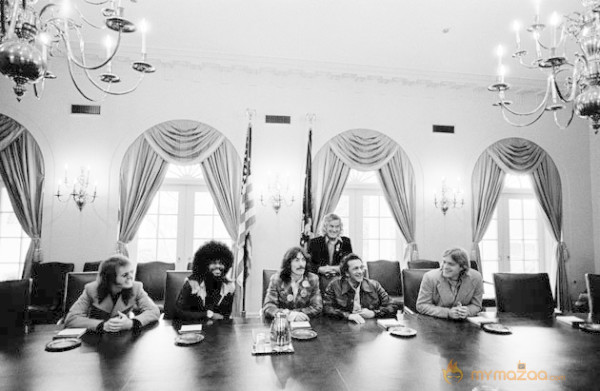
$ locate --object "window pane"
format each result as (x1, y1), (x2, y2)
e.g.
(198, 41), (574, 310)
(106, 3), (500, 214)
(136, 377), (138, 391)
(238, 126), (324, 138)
(0, 189), (13, 212)
(146, 194), (159, 214)
(157, 216), (178, 239)
(213, 218), (229, 239)
(523, 220), (537, 239)
(194, 216), (213, 238)
(523, 261), (539, 273)
(379, 218), (396, 239)
(137, 239), (157, 262)
(510, 241), (523, 261)
(509, 220), (523, 240)
(509, 199), (522, 219)
(482, 221), (498, 240)
(157, 239), (177, 261)
(380, 199), (392, 218)
(379, 240), (396, 261)
(195, 192), (213, 215)
(0, 263), (21, 281)
(524, 241), (539, 260)
(522, 199), (537, 219)
(0, 213), (24, 237)
(335, 195), (349, 217)
(0, 238), (22, 262)
(363, 196), (379, 217)
(363, 240), (379, 261)
(341, 217), (350, 236)
(137, 215), (158, 238)
(510, 261), (524, 273)
(159, 191), (179, 214)
(480, 240), (498, 261)
(362, 218), (379, 239)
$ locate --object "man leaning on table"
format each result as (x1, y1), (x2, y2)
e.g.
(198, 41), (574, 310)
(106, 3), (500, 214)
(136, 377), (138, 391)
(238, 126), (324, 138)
(416, 247), (483, 319)
(323, 253), (397, 324)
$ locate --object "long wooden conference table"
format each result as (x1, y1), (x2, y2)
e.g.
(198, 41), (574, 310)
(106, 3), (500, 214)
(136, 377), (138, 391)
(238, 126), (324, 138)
(0, 312), (597, 391)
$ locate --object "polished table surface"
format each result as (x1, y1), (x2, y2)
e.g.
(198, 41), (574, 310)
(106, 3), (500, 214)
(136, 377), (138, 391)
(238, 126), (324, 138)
(0, 313), (597, 391)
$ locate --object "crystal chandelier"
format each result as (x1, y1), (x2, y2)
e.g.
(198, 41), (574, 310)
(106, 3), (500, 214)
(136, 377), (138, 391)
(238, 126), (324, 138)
(488, 0), (600, 133)
(0, 0), (154, 101)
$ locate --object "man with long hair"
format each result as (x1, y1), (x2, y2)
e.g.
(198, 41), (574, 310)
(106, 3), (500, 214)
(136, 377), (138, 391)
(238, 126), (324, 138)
(65, 255), (160, 332)
(174, 241), (236, 321)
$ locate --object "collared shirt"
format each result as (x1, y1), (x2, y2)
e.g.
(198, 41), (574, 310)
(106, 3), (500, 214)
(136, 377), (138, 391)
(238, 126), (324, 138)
(352, 282), (361, 312)
(326, 236), (341, 265)
(323, 277), (396, 319)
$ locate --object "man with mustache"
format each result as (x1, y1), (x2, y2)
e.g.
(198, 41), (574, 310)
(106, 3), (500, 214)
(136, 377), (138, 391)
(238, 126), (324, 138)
(174, 241), (236, 321)
(263, 247), (322, 321)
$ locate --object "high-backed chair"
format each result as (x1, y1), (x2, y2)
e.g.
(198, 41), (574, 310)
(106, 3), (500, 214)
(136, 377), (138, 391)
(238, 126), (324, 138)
(407, 260), (440, 269)
(262, 269), (278, 305)
(62, 272), (98, 320)
(0, 278), (32, 336)
(83, 261), (102, 272)
(585, 273), (600, 323)
(401, 269), (428, 314)
(493, 273), (555, 317)
(187, 262), (193, 271)
(366, 260), (403, 308)
(470, 260), (478, 271)
(163, 270), (192, 320)
(135, 261), (175, 312)
(29, 262), (75, 323)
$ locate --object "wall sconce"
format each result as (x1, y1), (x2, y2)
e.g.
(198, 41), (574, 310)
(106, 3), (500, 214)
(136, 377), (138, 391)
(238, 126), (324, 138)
(434, 178), (464, 215)
(260, 174), (294, 213)
(55, 166), (97, 211)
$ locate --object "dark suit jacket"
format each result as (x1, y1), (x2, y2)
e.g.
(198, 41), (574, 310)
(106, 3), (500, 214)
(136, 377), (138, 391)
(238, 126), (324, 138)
(307, 236), (353, 273)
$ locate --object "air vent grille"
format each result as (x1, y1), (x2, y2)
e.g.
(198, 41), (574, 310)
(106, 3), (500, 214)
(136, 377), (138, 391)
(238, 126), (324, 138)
(71, 104), (101, 115)
(432, 125), (454, 133)
(265, 115), (291, 124)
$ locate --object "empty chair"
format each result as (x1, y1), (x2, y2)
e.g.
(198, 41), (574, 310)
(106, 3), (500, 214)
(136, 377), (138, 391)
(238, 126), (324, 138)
(29, 262), (75, 323)
(83, 261), (102, 272)
(0, 279), (32, 336)
(585, 273), (600, 323)
(407, 260), (440, 269)
(62, 272), (98, 320)
(401, 269), (428, 314)
(493, 273), (555, 317)
(262, 269), (278, 304)
(163, 270), (192, 320)
(135, 261), (175, 312)
(366, 260), (403, 308)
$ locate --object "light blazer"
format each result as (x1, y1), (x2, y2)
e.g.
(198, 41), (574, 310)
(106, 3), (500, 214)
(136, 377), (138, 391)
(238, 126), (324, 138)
(416, 268), (483, 318)
(262, 272), (322, 319)
(307, 236), (353, 273)
(65, 281), (160, 330)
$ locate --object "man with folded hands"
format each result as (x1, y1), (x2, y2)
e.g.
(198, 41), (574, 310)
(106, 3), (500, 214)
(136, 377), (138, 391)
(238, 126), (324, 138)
(323, 253), (397, 324)
(65, 255), (160, 332)
(416, 247), (483, 319)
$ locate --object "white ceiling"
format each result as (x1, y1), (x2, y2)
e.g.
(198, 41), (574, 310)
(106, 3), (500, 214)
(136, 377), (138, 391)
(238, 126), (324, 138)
(115, 0), (582, 82)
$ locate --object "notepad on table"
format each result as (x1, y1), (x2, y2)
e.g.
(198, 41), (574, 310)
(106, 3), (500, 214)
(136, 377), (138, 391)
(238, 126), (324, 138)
(290, 321), (311, 330)
(54, 328), (87, 339)
(377, 318), (404, 330)
(466, 316), (498, 326)
(179, 324), (203, 333)
(556, 315), (585, 328)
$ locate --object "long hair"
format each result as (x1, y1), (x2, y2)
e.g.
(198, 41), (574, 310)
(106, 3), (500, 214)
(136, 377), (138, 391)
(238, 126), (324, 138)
(339, 253), (362, 278)
(442, 247), (470, 277)
(320, 213), (344, 236)
(190, 241), (234, 281)
(279, 247), (310, 284)
(97, 255), (133, 304)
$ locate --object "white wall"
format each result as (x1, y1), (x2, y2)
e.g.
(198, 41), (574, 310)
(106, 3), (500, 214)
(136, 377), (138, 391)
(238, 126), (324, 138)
(0, 58), (595, 314)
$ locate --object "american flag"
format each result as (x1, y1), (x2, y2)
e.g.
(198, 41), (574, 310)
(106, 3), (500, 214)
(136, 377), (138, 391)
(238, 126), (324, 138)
(236, 123), (255, 312)
(300, 127), (313, 249)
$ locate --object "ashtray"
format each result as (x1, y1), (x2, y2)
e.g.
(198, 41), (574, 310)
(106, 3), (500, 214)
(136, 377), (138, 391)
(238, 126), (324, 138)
(291, 329), (317, 340)
(45, 338), (82, 352)
(175, 333), (205, 346)
(389, 327), (417, 337)
(482, 323), (512, 335)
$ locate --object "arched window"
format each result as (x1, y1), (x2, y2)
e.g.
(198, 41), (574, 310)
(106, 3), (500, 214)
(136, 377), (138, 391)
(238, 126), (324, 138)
(0, 182), (30, 280)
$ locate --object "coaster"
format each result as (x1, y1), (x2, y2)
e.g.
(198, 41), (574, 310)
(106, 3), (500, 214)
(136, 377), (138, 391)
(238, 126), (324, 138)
(45, 338), (82, 352)
(389, 327), (417, 338)
(175, 333), (204, 346)
(291, 329), (317, 340)
(482, 323), (512, 335)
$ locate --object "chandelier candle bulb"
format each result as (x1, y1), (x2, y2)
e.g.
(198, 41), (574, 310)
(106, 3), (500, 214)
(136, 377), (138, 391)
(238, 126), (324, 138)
(513, 21), (521, 49)
(550, 12), (560, 47)
(140, 19), (147, 55)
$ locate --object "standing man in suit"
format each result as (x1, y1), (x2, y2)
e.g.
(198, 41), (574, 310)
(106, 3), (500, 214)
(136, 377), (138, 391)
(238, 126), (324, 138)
(308, 213), (353, 291)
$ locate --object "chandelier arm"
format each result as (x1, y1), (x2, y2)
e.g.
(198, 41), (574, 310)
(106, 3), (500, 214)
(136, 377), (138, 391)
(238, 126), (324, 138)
(72, 3), (108, 30)
(33, 77), (46, 100)
(553, 105), (576, 130)
(554, 66), (579, 103)
(82, 0), (112, 7)
(62, 24), (123, 71)
(6, 0), (21, 37)
(516, 56), (543, 70)
(64, 54), (99, 101)
(498, 81), (551, 116)
(500, 105), (547, 127)
(82, 66), (145, 96)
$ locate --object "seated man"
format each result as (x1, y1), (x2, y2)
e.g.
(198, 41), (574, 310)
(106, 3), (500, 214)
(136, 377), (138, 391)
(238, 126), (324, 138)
(263, 247), (322, 321)
(307, 213), (353, 291)
(416, 247), (483, 319)
(175, 241), (236, 321)
(65, 255), (160, 332)
(323, 253), (396, 324)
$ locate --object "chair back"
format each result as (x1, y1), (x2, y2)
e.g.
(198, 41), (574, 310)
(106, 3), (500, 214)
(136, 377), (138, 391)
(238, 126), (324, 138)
(83, 261), (102, 272)
(135, 262), (175, 302)
(401, 269), (428, 313)
(31, 262), (75, 308)
(585, 273), (600, 321)
(187, 262), (193, 271)
(470, 260), (478, 271)
(62, 272), (98, 316)
(0, 279), (32, 335)
(163, 270), (192, 320)
(493, 273), (555, 317)
(407, 260), (440, 270)
(262, 269), (278, 304)
(366, 260), (402, 296)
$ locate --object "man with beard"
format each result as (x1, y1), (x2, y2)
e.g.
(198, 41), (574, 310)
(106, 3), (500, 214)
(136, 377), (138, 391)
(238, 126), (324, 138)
(323, 253), (397, 324)
(174, 241), (236, 321)
(262, 247), (322, 321)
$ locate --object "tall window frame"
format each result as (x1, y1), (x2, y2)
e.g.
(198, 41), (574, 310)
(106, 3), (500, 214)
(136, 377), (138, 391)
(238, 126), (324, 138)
(0, 183), (30, 281)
